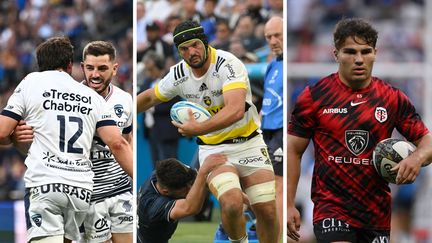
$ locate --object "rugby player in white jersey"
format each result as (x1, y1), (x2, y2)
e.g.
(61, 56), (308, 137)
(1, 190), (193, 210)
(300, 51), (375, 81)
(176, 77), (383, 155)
(0, 37), (133, 243)
(137, 20), (278, 243)
(79, 41), (133, 243)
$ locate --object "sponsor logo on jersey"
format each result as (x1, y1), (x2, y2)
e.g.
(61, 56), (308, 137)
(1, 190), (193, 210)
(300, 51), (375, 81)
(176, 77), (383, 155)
(215, 56), (226, 72)
(31, 214), (42, 227)
(350, 100), (367, 106)
(372, 236), (389, 243)
(119, 216), (133, 224)
(225, 63), (236, 80)
(14, 88), (21, 93)
(184, 93), (200, 99)
(114, 104), (124, 118)
(345, 130), (369, 156)
(203, 96), (212, 106)
(375, 107), (388, 123)
(328, 155), (372, 165)
(174, 63), (185, 80)
(211, 89), (222, 97)
(199, 83), (208, 91)
(122, 200), (132, 212)
(239, 156), (263, 165)
(173, 63), (187, 86)
(34, 183), (92, 203)
(322, 108), (348, 114)
(319, 218), (350, 233)
(94, 217), (109, 232)
(208, 105), (224, 115)
(42, 89), (93, 115)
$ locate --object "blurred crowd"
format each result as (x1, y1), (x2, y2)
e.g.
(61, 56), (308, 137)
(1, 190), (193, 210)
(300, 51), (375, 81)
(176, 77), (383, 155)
(287, 0), (424, 63)
(137, 0), (282, 167)
(0, 0), (132, 201)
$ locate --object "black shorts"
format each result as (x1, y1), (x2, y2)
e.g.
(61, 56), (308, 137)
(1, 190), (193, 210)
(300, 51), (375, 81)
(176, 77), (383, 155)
(313, 218), (390, 243)
(262, 128), (283, 176)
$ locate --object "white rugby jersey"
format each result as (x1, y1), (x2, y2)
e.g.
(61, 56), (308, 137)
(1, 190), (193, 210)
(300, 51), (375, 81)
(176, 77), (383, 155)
(2, 71), (115, 191)
(155, 47), (261, 145)
(89, 84), (133, 202)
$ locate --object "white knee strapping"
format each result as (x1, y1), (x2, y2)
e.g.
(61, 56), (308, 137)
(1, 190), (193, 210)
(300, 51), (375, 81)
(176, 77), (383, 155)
(31, 235), (63, 243)
(208, 172), (241, 199)
(244, 180), (276, 205)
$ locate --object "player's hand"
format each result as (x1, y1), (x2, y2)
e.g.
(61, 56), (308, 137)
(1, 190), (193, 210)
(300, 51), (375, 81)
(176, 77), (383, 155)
(11, 120), (34, 144)
(172, 109), (203, 137)
(200, 153), (227, 175)
(391, 155), (422, 184)
(287, 206), (301, 241)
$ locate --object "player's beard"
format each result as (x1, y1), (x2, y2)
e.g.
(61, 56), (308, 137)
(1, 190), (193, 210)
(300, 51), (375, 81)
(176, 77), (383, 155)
(86, 75), (112, 97)
(186, 54), (207, 69)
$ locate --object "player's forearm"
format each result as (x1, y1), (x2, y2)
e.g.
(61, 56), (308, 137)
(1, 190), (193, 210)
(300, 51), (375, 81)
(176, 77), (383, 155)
(137, 89), (160, 113)
(413, 133), (432, 166)
(198, 105), (244, 135)
(286, 156), (301, 207)
(111, 139), (133, 178)
(182, 171), (208, 215)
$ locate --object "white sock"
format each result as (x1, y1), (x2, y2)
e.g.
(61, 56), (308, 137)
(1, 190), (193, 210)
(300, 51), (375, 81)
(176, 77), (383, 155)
(229, 234), (248, 243)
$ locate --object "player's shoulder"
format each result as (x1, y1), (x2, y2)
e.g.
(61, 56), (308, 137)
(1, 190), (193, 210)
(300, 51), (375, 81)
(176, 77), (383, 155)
(168, 60), (188, 81)
(371, 76), (399, 92)
(111, 85), (132, 100)
(214, 47), (240, 63)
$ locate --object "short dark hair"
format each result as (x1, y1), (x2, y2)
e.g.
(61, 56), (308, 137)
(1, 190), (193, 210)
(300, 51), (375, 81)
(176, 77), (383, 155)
(156, 158), (197, 190)
(36, 36), (74, 72)
(333, 18), (378, 50)
(82, 40), (116, 61)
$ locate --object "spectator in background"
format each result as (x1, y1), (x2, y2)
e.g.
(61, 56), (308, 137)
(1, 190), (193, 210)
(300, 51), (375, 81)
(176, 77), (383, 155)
(162, 15), (183, 46)
(180, 0), (204, 23)
(200, 0), (224, 43)
(211, 19), (231, 51)
(229, 38), (259, 64)
(234, 14), (266, 52)
(261, 16), (284, 240)
(138, 21), (175, 70)
(141, 51), (182, 168)
(137, 1), (149, 55)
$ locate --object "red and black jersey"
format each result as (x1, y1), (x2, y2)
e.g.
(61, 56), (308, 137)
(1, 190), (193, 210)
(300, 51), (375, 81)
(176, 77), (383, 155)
(288, 73), (429, 230)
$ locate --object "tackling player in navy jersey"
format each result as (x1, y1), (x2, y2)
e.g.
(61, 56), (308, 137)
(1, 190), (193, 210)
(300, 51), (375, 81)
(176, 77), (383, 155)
(0, 37), (133, 243)
(137, 154), (225, 243)
(287, 18), (432, 243)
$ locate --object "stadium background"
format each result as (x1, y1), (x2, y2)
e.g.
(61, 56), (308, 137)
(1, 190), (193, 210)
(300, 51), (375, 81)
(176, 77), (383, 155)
(1, 0), (432, 243)
(0, 0), (132, 242)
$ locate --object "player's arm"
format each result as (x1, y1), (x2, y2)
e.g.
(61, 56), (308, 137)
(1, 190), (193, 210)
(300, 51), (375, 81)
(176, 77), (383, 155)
(0, 115), (19, 145)
(286, 134), (309, 241)
(97, 125), (133, 178)
(10, 120), (33, 154)
(175, 88), (246, 136)
(170, 154), (226, 220)
(137, 88), (163, 113)
(394, 133), (432, 184)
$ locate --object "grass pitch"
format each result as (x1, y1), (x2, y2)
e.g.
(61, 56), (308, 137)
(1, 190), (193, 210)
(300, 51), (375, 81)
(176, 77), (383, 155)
(170, 221), (220, 243)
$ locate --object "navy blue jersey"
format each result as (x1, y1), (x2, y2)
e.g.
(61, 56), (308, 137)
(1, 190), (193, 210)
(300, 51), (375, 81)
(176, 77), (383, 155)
(137, 173), (177, 243)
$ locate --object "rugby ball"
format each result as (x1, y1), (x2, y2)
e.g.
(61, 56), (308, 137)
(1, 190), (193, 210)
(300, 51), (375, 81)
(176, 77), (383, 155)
(372, 138), (416, 184)
(170, 101), (211, 124)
